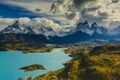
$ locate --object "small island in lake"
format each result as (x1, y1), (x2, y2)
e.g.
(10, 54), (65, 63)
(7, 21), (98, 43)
(20, 64), (46, 72)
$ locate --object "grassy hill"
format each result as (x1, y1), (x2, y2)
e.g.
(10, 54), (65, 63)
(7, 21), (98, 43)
(34, 44), (120, 80)
(0, 42), (53, 53)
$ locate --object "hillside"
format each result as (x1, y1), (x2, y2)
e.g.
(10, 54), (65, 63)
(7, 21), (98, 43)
(0, 42), (53, 53)
(34, 44), (120, 80)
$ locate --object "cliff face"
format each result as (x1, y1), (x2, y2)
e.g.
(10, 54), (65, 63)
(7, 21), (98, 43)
(34, 44), (120, 80)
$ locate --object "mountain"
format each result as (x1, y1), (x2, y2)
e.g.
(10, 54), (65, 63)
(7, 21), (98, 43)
(108, 26), (120, 37)
(91, 22), (107, 34)
(0, 20), (56, 43)
(70, 21), (92, 35)
(76, 21), (91, 34)
(0, 20), (57, 37)
(32, 26), (57, 39)
(59, 21), (108, 43)
(90, 22), (109, 39)
(0, 20), (35, 34)
(0, 20), (120, 44)
(72, 21), (107, 36)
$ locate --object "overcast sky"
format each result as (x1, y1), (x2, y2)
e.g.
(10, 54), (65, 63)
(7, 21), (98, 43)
(0, 0), (53, 13)
(0, 0), (120, 30)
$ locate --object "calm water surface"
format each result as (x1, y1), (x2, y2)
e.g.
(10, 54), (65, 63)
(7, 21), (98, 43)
(0, 48), (71, 80)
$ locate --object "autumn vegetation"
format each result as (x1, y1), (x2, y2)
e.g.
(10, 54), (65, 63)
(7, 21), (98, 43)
(20, 64), (46, 72)
(0, 42), (53, 53)
(34, 44), (120, 80)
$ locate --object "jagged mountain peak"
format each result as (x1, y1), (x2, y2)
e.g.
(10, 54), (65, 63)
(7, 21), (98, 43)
(76, 21), (93, 35)
(70, 21), (109, 36)
(13, 20), (19, 25)
(91, 22), (98, 29)
(0, 20), (58, 37)
(84, 20), (89, 24)
(77, 21), (89, 30)
(0, 20), (34, 34)
(33, 26), (57, 37)
(0, 20), (120, 44)
(10, 20), (21, 28)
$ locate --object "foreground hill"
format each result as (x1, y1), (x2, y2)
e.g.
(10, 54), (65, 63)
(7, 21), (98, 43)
(34, 44), (120, 80)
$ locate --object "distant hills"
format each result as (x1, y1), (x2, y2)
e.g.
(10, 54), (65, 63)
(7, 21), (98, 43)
(0, 20), (120, 44)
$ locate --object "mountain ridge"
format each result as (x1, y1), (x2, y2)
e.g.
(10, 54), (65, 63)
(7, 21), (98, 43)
(0, 20), (120, 44)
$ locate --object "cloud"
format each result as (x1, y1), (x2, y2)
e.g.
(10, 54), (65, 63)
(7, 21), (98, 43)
(28, 18), (63, 31)
(0, 18), (14, 30)
(1, 0), (53, 14)
(0, 2), (40, 18)
(51, 0), (96, 25)
(51, 0), (120, 27)
(0, 0), (53, 2)
(0, 0), (120, 28)
(0, 17), (69, 32)
(80, 7), (108, 24)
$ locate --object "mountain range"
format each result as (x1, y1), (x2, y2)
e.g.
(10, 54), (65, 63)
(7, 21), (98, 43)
(0, 20), (120, 44)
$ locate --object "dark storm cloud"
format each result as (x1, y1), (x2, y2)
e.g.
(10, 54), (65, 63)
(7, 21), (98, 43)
(65, 12), (78, 19)
(51, 0), (98, 25)
(87, 6), (101, 11)
(80, 7), (108, 23)
(112, 0), (119, 3)
(73, 0), (96, 8)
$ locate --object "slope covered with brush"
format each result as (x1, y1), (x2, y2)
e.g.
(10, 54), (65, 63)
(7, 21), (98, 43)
(34, 44), (120, 80)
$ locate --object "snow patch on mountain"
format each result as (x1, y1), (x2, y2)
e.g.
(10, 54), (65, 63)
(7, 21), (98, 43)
(71, 21), (108, 36)
(1, 20), (35, 34)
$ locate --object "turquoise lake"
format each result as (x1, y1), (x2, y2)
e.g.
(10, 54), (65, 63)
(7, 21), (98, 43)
(0, 48), (71, 80)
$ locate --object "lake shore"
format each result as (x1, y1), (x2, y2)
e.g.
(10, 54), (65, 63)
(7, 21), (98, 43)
(0, 48), (71, 80)
(0, 42), (53, 53)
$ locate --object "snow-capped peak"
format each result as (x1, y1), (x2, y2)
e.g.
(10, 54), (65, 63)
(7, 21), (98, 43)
(91, 22), (98, 30)
(0, 20), (58, 38)
(0, 20), (35, 34)
(76, 21), (94, 35)
(70, 21), (108, 36)
(32, 26), (57, 37)
(77, 21), (90, 31)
